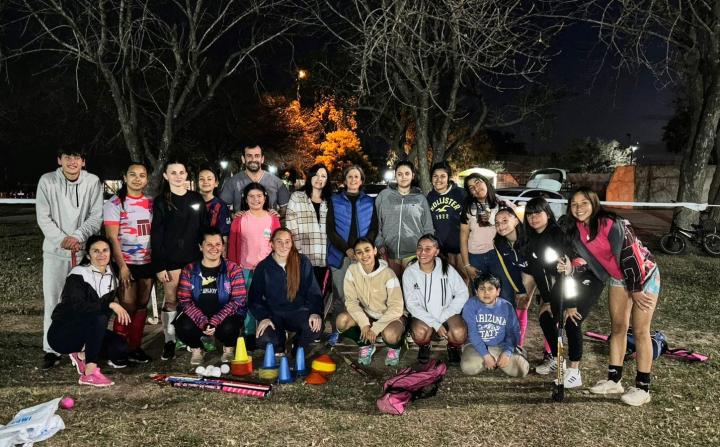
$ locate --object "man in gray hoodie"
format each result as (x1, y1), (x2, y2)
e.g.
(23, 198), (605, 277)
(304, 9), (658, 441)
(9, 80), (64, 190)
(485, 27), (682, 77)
(36, 148), (103, 369)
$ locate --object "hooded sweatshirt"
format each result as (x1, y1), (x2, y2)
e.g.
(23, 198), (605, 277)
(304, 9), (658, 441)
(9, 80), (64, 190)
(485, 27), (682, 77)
(402, 259), (469, 330)
(36, 168), (104, 258)
(375, 185), (435, 259)
(344, 259), (404, 334)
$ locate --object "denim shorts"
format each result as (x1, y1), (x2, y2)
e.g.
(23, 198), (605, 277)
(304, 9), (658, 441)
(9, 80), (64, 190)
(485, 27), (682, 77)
(609, 267), (661, 296)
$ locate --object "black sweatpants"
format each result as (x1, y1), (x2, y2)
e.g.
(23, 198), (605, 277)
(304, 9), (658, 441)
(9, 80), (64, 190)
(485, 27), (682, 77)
(48, 314), (128, 364)
(174, 313), (244, 349)
(539, 272), (605, 362)
(257, 309), (320, 354)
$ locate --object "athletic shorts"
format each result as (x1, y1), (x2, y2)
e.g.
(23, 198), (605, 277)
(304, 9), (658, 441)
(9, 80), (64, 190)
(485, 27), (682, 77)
(609, 267), (661, 296)
(128, 263), (155, 280)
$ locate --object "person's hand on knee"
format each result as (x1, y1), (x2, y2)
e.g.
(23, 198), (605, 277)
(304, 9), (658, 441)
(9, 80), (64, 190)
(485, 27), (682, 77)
(256, 319), (275, 338)
(497, 353), (511, 369)
(483, 354), (496, 370)
(309, 314), (322, 332)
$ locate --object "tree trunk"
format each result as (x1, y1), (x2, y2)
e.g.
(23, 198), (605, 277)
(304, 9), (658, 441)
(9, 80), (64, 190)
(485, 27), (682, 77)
(676, 74), (720, 228)
(709, 131), (720, 222)
(415, 96), (432, 193)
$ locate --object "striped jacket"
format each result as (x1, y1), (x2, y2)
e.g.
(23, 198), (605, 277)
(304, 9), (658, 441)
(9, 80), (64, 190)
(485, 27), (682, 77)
(177, 259), (247, 329)
(285, 191), (327, 267)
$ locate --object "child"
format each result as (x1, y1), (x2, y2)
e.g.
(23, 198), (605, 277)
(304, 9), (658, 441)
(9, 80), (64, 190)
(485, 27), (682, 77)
(198, 167), (231, 242)
(336, 238), (405, 366)
(461, 273), (529, 377)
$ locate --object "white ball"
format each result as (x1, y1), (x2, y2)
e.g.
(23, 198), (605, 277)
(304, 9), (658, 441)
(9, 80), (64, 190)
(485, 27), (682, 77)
(195, 366), (206, 376)
(220, 364), (230, 374)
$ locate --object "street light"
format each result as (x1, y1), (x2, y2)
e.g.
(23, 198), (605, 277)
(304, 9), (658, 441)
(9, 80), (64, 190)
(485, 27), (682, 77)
(268, 164), (278, 175)
(383, 169), (395, 183)
(629, 143), (639, 165)
(298, 69), (308, 80)
(297, 69), (308, 104)
(219, 160), (229, 170)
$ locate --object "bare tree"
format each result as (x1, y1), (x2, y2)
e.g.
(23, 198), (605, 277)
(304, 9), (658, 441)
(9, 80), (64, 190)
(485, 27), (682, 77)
(298, 0), (568, 191)
(13, 0), (289, 192)
(580, 0), (720, 226)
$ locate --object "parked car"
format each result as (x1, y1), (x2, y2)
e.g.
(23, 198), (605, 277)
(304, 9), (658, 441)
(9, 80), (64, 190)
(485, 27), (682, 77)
(496, 187), (567, 221)
(526, 168), (570, 192)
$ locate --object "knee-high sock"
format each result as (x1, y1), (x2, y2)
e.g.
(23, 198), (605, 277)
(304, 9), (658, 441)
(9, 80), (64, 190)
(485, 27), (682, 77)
(161, 310), (177, 343)
(543, 339), (552, 355)
(113, 315), (130, 341)
(128, 309), (147, 350)
(516, 308), (528, 348)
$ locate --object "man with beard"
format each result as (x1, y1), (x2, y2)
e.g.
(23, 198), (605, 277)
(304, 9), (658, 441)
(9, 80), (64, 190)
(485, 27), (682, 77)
(220, 145), (290, 217)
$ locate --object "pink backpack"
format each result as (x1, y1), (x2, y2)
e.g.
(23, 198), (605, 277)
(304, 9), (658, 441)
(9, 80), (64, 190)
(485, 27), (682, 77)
(376, 359), (448, 415)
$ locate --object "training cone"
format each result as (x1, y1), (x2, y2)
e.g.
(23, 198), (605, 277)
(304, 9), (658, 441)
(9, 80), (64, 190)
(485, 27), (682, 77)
(294, 346), (308, 377)
(278, 356), (295, 384)
(234, 337), (249, 362)
(304, 371), (328, 385)
(262, 343), (277, 369)
(311, 354), (336, 375)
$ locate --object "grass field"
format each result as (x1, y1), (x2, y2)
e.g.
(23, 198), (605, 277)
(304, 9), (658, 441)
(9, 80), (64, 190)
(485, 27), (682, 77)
(0, 222), (718, 447)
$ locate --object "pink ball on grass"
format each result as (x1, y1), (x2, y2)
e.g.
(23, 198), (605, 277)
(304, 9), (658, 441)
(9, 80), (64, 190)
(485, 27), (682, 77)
(60, 396), (75, 410)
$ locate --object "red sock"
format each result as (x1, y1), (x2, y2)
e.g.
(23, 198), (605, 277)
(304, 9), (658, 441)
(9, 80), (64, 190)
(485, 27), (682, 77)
(516, 308), (528, 347)
(128, 309), (147, 350)
(113, 315), (130, 342)
(543, 338), (551, 355)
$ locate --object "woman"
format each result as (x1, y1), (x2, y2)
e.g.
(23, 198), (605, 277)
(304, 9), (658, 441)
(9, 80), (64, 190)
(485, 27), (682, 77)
(152, 159), (208, 361)
(326, 165), (378, 344)
(459, 174), (508, 283)
(375, 160), (434, 279)
(566, 187), (660, 406)
(337, 238), (405, 366)
(492, 207), (533, 348)
(48, 235), (130, 387)
(248, 228), (323, 356)
(103, 163), (154, 364)
(426, 162), (466, 276)
(285, 163), (332, 297)
(227, 182), (281, 346)
(175, 228), (247, 365)
(403, 234), (468, 365)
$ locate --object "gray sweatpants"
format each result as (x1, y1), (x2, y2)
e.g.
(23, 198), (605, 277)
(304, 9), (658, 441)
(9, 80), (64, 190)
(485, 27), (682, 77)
(42, 253), (78, 353)
(461, 345), (529, 378)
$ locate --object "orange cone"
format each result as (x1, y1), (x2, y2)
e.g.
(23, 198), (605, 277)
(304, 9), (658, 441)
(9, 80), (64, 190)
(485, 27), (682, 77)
(304, 371), (328, 385)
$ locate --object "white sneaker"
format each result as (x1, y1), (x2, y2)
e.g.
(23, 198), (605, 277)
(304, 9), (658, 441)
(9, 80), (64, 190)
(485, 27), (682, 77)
(564, 368), (582, 389)
(589, 379), (625, 395)
(190, 348), (204, 366)
(536, 356), (565, 375)
(621, 387), (651, 406)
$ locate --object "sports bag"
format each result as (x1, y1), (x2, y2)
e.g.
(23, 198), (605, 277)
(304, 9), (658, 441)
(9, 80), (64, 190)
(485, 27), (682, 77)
(376, 359), (447, 415)
(626, 328), (668, 360)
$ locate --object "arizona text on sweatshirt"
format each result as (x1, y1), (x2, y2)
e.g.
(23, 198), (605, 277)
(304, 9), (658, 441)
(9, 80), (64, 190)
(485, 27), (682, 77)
(462, 297), (520, 358)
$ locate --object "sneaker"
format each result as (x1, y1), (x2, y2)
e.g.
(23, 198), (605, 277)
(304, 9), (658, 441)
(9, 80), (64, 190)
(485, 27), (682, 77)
(41, 353), (61, 370)
(358, 344), (376, 366)
(327, 331), (340, 347)
(621, 387), (651, 406)
(535, 354), (557, 375)
(175, 339), (187, 351)
(417, 345), (431, 364)
(69, 353), (86, 375)
(385, 347), (402, 366)
(78, 368), (114, 387)
(161, 341), (176, 361)
(107, 358), (129, 369)
(564, 368), (582, 389)
(201, 336), (216, 353)
(589, 379), (625, 395)
(128, 348), (152, 364)
(447, 346), (462, 365)
(190, 348), (205, 366)
(221, 347), (235, 363)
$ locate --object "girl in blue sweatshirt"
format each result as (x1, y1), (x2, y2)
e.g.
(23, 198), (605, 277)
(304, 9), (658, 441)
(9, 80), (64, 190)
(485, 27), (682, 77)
(461, 273), (529, 377)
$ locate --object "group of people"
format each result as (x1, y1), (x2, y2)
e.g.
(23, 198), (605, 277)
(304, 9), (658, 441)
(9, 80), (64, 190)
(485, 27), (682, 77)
(36, 145), (660, 407)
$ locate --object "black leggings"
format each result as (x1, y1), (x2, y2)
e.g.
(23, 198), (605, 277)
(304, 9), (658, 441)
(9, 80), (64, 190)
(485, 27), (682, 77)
(539, 273), (605, 362)
(174, 313), (244, 349)
(257, 309), (320, 354)
(48, 314), (128, 364)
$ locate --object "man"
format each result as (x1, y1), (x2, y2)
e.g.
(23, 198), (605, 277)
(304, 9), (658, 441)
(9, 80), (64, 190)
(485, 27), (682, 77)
(220, 144), (290, 216)
(36, 148), (103, 369)
(174, 228), (247, 365)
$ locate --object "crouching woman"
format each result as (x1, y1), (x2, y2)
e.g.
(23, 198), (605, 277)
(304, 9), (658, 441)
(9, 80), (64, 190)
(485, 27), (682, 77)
(48, 235), (130, 387)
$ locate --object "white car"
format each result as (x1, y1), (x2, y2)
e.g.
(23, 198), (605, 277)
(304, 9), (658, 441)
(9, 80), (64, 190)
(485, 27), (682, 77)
(496, 187), (567, 221)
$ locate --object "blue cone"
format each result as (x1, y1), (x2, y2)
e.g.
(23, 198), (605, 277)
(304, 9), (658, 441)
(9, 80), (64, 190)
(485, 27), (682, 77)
(278, 355), (295, 384)
(294, 346), (309, 377)
(262, 343), (277, 369)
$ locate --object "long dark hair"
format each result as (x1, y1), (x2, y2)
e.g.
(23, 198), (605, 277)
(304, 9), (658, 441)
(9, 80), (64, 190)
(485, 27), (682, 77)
(523, 197), (557, 236)
(408, 233), (449, 275)
(116, 163), (148, 210)
(271, 227), (301, 301)
(353, 237), (381, 272)
(158, 158), (188, 211)
(301, 163), (332, 201)
(241, 182), (270, 211)
(462, 173), (498, 218)
(493, 206), (526, 249)
(564, 187), (617, 242)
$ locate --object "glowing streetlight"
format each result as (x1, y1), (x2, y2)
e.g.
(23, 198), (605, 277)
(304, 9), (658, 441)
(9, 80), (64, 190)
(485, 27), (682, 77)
(219, 160), (229, 170)
(298, 69), (308, 80)
(268, 164), (278, 175)
(383, 169), (395, 183)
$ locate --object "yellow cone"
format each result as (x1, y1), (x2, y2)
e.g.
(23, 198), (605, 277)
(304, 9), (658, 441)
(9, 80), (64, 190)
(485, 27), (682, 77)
(234, 336), (249, 362)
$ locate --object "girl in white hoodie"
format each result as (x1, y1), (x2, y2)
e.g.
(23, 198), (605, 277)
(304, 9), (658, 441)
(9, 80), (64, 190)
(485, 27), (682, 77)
(403, 234), (468, 365)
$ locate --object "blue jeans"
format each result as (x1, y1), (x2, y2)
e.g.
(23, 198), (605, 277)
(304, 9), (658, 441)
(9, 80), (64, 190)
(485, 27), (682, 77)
(469, 251), (505, 293)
